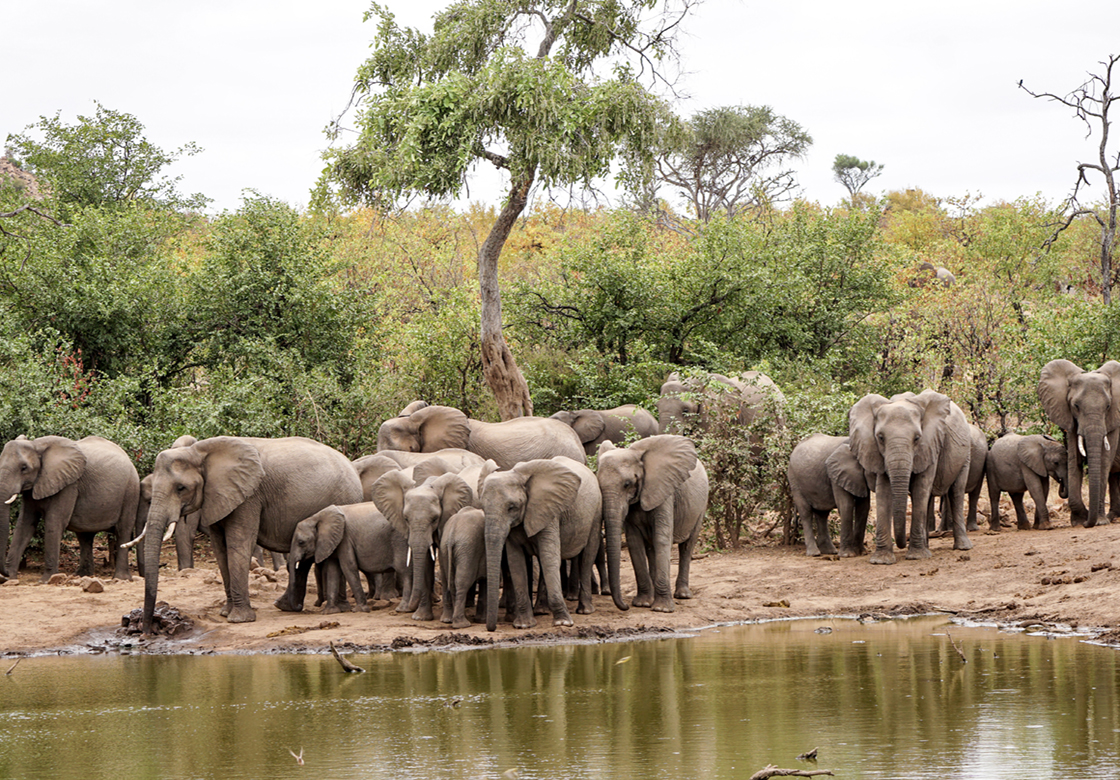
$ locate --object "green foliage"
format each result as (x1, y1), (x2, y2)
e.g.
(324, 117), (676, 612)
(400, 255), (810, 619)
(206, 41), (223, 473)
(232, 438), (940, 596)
(832, 153), (884, 200)
(5, 103), (207, 217)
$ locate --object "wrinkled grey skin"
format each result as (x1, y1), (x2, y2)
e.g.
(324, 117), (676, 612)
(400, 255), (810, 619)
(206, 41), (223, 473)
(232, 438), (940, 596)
(375, 401), (586, 469)
(439, 507), (488, 629)
(597, 435), (708, 612)
(932, 424), (988, 535)
(1038, 360), (1120, 527)
(275, 503), (409, 614)
(787, 434), (870, 557)
(656, 371), (785, 434)
(550, 405), (658, 457)
(482, 457), (602, 630)
(372, 470), (478, 620)
(848, 391), (973, 564)
(140, 436), (362, 633)
(138, 435), (200, 570)
(0, 435), (139, 583)
(986, 434), (1069, 531)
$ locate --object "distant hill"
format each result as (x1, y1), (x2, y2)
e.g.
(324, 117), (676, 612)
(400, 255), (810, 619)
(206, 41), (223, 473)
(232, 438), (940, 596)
(0, 155), (45, 199)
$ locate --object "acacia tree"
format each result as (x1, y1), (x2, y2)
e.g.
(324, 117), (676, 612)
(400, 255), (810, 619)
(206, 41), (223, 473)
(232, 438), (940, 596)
(1022, 54), (1119, 304)
(326, 1), (694, 419)
(832, 153), (883, 205)
(655, 105), (811, 222)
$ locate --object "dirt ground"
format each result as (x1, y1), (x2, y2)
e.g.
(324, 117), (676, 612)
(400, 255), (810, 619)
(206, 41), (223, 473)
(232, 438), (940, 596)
(3, 495), (1120, 657)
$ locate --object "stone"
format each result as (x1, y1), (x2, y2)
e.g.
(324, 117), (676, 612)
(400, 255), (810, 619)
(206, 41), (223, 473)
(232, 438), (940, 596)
(82, 577), (105, 593)
(47, 573), (68, 585)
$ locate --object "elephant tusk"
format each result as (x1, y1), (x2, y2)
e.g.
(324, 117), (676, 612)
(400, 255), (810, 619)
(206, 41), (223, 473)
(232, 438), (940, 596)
(406, 548), (411, 568)
(162, 521), (177, 543)
(1079, 435), (1087, 457)
(121, 526), (147, 550)
(1108, 438), (1112, 453)
(4, 493), (18, 505)
(430, 545), (437, 562)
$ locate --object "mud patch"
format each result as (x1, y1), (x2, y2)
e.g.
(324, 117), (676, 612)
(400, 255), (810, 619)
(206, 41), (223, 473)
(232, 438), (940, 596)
(120, 602), (195, 637)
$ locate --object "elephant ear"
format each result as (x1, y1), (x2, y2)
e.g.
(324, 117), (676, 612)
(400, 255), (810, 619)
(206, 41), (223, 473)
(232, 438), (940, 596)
(569, 411), (606, 445)
(912, 390), (952, 474)
(139, 474), (154, 503)
(631, 435), (698, 512)
(513, 459), (582, 537)
(171, 435), (198, 449)
(1019, 436), (1048, 477)
(398, 399), (429, 416)
(412, 456), (451, 485)
(430, 472), (473, 524)
(411, 405), (471, 451)
(826, 441), (869, 498)
(1098, 361), (1120, 431)
(848, 395), (889, 475)
(313, 507), (346, 564)
(597, 439), (617, 458)
(32, 436), (87, 500)
(352, 454), (401, 497)
(371, 469), (414, 537)
(195, 438), (265, 527)
(1038, 359), (1083, 432)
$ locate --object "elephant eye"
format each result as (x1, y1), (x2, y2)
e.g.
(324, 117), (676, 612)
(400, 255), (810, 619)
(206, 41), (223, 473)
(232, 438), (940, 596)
(176, 484), (187, 493)
(913, 434), (921, 444)
(507, 502), (518, 513)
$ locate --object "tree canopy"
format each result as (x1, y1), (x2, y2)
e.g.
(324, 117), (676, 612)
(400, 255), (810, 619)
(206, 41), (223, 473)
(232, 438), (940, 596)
(832, 153), (884, 203)
(325, 0), (695, 418)
(655, 105), (812, 222)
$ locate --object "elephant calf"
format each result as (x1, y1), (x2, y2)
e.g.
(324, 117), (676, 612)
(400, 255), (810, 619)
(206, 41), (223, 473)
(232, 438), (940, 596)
(787, 434), (870, 557)
(439, 507), (488, 629)
(275, 503), (410, 614)
(985, 434), (1068, 531)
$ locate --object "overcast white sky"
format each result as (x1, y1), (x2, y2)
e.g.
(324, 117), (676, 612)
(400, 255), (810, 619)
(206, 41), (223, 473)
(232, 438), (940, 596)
(4, 1), (1119, 214)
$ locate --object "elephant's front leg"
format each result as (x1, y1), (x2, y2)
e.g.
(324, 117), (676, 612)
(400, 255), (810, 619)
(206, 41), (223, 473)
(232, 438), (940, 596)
(905, 474), (935, 560)
(1023, 471), (1051, 530)
(626, 518), (655, 607)
(505, 540), (536, 629)
(649, 503), (676, 612)
(340, 550), (372, 613)
(39, 490), (78, 582)
(945, 473), (972, 551)
(218, 517), (259, 623)
(535, 527), (573, 627)
(1067, 439), (1088, 525)
(869, 474), (897, 565)
(208, 525), (234, 616)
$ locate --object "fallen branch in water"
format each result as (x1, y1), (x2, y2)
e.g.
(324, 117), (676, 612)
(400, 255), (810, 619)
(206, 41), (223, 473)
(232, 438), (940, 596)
(329, 641), (365, 673)
(749, 767), (834, 780)
(946, 631), (968, 663)
(5, 657), (21, 675)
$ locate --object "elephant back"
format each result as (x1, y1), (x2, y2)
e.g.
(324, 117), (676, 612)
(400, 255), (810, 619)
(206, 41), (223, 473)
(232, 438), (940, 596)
(467, 418), (587, 469)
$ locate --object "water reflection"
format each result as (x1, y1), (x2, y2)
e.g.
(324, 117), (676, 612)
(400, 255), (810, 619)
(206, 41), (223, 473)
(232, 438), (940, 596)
(0, 617), (1117, 779)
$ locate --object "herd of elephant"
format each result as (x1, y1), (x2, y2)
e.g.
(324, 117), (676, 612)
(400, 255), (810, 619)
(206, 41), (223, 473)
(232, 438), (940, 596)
(790, 359), (1120, 563)
(0, 371), (786, 635)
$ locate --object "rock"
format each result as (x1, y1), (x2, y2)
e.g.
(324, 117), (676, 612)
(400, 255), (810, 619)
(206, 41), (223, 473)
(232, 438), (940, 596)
(2, 578), (19, 587)
(47, 573), (68, 585)
(82, 577), (105, 593)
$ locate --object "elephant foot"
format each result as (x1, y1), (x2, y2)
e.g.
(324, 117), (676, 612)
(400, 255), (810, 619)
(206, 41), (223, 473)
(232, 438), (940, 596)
(904, 546), (933, 560)
(38, 572), (56, 584)
(1017, 519), (1032, 531)
(412, 608), (435, 621)
(1035, 520), (1053, 531)
(1100, 516), (1113, 525)
(651, 597), (675, 613)
(553, 616), (575, 627)
(839, 547), (862, 558)
(322, 604), (342, 615)
(576, 602), (594, 615)
(631, 592), (654, 608)
(869, 549), (896, 565)
(805, 547), (821, 557)
(395, 602), (411, 613)
(953, 537), (973, 551)
(533, 603), (550, 616)
(818, 544), (838, 556)
(356, 604), (373, 613)
(220, 600), (233, 617)
(274, 596), (304, 613)
(674, 585), (693, 600)
(451, 618), (472, 630)
(227, 605), (257, 623)
(928, 529), (949, 539)
(513, 615), (538, 629)
(965, 521), (979, 532)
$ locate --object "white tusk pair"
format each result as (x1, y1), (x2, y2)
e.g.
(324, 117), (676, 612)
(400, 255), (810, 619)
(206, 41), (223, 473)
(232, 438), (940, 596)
(120, 521), (177, 550)
(5, 494), (18, 505)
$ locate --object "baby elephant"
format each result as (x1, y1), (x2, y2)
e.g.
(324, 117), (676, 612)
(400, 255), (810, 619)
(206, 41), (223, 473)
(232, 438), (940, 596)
(787, 433), (871, 557)
(985, 434), (1069, 531)
(439, 507), (488, 629)
(275, 503), (409, 613)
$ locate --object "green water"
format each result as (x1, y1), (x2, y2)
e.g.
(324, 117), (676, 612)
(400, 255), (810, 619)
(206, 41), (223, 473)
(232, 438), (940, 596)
(1, 617), (1118, 779)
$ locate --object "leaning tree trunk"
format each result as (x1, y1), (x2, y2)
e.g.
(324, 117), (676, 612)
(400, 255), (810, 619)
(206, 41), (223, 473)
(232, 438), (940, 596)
(478, 174), (535, 421)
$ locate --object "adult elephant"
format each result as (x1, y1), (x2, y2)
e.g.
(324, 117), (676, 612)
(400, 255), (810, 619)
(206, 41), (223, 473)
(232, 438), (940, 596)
(848, 390), (973, 564)
(596, 435), (708, 612)
(138, 435), (200, 570)
(657, 371), (785, 434)
(376, 402), (586, 469)
(1038, 360), (1120, 527)
(0, 435), (139, 582)
(931, 424), (988, 535)
(139, 436), (362, 633)
(550, 405), (658, 457)
(482, 457), (602, 630)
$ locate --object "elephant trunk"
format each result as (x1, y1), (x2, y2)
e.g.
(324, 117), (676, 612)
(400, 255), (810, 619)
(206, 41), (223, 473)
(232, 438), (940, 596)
(886, 448), (914, 549)
(406, 533), (434, 614)
(275, 551), (310, 612)
(141, 507), (173, 634)
(1084, 428), (1107, 527)
(484, 523), (507, 632)
(601, 493), (629, 611)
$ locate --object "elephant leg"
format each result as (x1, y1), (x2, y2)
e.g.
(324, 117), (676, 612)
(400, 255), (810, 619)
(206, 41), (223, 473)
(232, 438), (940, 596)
(947, 475), (972, 551)
(219, 516), (259, 623)
(814, 510), (838, 556)
(965, 484), (982, 532)
(650, 503), (675, 613)
(75, 531), (96, 577)
(7, 506), (37, 579)
(627, 519), (655, 607)
(594, 541), (609, 597)
(674, 520), (701, 600)
(795, 494), (820, 557)
(320, 560), (346, 614)
(1010, 492), (1030, 530)
(535, 527), (573, 627)
(870, 474), (897, 565)
(1032, 479), (1053, 530)
(1067, 444), (1088, 526)
(533, 561), (551, 616)
(904, 476), (934, 560)
(985, 471), (1003, 532)
(576, 524), (599, 615)
(208, 525), (234, 616)
(837, 493), (862, 557)
(341, 553), (372, 613)
(506, 540), (536, 629)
